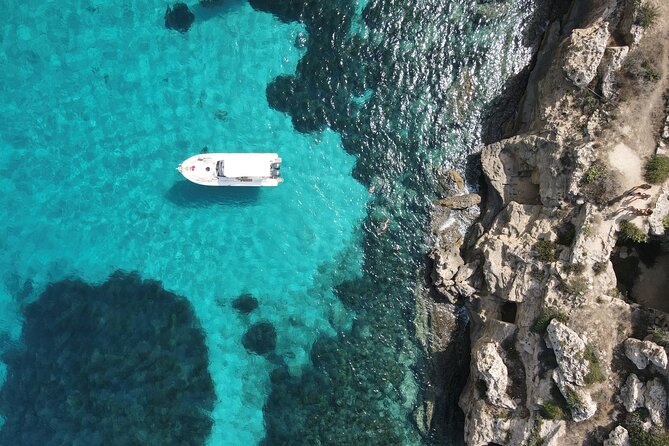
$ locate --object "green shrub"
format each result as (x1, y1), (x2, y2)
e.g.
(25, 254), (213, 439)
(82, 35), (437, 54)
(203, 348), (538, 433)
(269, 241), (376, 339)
(648, 328), (669, 347)
(584, 344), (605, 384)
(592, 261), (607, 275)
(564, 276), (589, 296)
(532, 308), (569, 334)
(563, 263), (585, 275)
(619, 221), (649, 243)
(636, 2), (660, 29)
(536, 240), (558, 262)
(645, 155), (669, 184)
(663, 216), (669, 230)
(564, 387), (584, 411)
(625, 410), (669, 446)
(539, 401), (566, 420)
(580, 162), (621, 202)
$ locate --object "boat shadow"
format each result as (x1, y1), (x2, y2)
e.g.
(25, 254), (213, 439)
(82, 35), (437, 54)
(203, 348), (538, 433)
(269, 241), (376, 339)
(166, 181), (261, 207)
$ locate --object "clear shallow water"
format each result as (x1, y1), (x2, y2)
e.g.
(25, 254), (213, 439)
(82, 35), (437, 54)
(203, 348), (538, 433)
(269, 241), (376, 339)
(0, 0), (545, 444)
(0, 1), (365, 444)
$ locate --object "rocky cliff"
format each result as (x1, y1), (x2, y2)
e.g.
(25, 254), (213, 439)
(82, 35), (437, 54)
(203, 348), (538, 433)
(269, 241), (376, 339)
(427, 0), (669, 444)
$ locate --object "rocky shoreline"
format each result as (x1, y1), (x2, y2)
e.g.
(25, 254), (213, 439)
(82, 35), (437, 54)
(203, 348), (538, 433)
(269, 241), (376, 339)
(421, 0), (669, 444)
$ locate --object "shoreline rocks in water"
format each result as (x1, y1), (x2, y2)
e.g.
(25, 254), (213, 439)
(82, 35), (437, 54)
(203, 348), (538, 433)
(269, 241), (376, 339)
(429, 0), (669, 443)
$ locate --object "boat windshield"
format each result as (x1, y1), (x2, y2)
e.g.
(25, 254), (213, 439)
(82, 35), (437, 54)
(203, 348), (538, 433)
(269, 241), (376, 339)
(216, 160), (225, 177)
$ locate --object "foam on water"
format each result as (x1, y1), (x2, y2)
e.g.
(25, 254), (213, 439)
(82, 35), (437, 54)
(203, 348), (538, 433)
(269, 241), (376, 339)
(0, 1), (366, 444)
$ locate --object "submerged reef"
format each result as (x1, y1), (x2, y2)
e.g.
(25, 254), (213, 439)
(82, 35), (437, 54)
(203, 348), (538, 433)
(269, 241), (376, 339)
(252, 0), (547, 443)
(165, 3), (195, 33)
(242, 321), (277, 355)
(232, 293), (259, 314)
(0, 272), (215, 446)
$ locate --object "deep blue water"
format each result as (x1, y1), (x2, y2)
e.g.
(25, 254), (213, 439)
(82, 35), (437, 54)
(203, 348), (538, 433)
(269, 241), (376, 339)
(0, 0), (541, 444)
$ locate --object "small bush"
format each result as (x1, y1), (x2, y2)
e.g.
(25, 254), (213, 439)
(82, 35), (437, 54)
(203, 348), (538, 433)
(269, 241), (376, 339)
(532, 308), (569, 334)
(537, 240), (558, 262)
(619, 221), (649, 243)
(584, 344), (605, 384)
(539, 401), (566, 420)
(564, 387), (584, 411)
(593, 261), (607, 275)
(625, 410), (669, 446)
(645, 155), (669, 184)
(636, 2), (660, 29)
(564, 276), (589, 296)
(663, 216), (669, 230)
(648, 328), (669, 347)
(563, 263), (585, 275)
(580, 161), (621, 202)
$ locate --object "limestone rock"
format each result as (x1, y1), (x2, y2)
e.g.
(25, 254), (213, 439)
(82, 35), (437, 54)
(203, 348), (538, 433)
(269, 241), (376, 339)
(620, 373), (645, 412)
(563, 20), (610, 88)
(546, 320), (589, 386)
(644, 378), (667, 426)
(553, 369), (597, 422)
(603, 426), (630, 446)
(649, 186), (669, 235)
(436, 194), (481, 210)
(624, 338), (668, 370)
(599, 46), (629, 99)
(464, 403), (510, 446)
(475, 342), (516, 409)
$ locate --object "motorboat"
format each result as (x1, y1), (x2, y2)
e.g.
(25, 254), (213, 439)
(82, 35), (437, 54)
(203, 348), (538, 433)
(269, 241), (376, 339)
(177, 153), (283, 186)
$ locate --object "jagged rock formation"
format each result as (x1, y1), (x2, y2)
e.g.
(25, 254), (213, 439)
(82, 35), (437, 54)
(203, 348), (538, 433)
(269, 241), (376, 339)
(624, 337), (668, 370)
(430, 0), (669, 444)
(620, 373), (645, 412)
(474, 342), (516, 409)
(603, 426), (630, 446)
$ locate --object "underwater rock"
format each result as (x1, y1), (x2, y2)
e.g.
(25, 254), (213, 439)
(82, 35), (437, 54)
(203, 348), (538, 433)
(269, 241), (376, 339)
(165, 3), (195, 33)
(232, 293), (259, 314)
(200, 0), (224, 7)
(242, 321), (276, 355)
(0, 272), (215, 445)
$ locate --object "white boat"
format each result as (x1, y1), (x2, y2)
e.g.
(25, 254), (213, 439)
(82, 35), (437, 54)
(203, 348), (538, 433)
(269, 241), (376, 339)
(177, 153), (283, 187)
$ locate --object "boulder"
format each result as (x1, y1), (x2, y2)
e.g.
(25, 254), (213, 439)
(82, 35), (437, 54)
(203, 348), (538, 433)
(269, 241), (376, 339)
(598, 46), (629, 99)
(624, 338), (668, 370)
(435, 193), (481, 210)
(546, 320), (589, 386)
(620, 373), (645, 412)
(644, 378), (667, 426)
(474, 342), (516, 409)
(553, 369), (597, 422)
(563, 20), (610, 88)
(603, 426), (630, 446)
(165, 3), (195, 33)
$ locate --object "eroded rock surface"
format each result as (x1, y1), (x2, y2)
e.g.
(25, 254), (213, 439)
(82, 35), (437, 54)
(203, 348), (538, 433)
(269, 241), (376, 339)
(475, 342), (516, 409)
(563, 19), (610, 88)
(624, 338), (668, 370)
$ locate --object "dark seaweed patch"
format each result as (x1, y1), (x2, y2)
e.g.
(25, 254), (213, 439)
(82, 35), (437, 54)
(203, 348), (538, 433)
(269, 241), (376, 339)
(0, 272), (215, 446)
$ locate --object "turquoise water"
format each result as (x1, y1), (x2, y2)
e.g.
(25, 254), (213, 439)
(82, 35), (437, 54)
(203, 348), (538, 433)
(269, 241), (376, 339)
(0, 1), (366, 444)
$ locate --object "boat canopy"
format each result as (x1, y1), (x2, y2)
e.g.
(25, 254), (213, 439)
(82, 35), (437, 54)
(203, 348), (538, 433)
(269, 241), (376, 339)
(221, 154), (273, 178)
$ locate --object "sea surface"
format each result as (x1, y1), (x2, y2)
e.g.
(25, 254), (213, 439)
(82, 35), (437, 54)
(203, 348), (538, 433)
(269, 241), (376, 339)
(0, 0), (541, 444)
